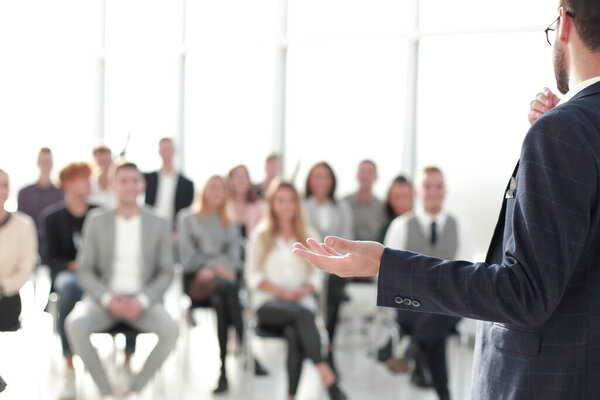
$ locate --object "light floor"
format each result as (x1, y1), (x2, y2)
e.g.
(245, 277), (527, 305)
(0, 271), (475, 400)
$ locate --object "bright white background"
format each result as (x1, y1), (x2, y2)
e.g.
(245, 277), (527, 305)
(1, 0), (558, 257)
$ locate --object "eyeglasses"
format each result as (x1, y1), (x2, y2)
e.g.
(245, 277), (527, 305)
(545, 11), (575, 46)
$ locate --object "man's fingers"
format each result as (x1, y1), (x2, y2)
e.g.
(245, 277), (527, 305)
(321, 243), (341, 256)
(306, 238), (330, 256)
(324, 236), (356, 253)
(291, 248), (336, 273)
(293, 242), (308, 251)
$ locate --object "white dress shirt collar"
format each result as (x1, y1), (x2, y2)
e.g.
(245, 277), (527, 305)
(415, 206), (447, 233)
(558, 76), (600, 106)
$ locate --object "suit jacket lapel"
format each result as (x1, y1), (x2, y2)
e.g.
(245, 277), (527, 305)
(103, 210), (116, 282)
(141, 210), (152, 282)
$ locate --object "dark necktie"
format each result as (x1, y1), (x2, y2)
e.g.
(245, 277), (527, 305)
(430, 221), (437, 245)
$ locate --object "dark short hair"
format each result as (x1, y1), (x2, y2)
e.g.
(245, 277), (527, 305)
(305, 161), (337, 202)
(114, 161), (140, 177)
(385, 175), (412, 219)
(359, 159), (377, 171)
(560, 0), (600, 51)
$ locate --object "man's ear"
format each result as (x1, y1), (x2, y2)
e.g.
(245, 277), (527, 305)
(558, 7), (572, 43)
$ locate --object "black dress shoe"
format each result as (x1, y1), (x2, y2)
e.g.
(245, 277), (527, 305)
(439, 392), (451, 400)
(327, 382), (348, 400)
(0, 375), (6, 393)
(213, 375), (228, 394)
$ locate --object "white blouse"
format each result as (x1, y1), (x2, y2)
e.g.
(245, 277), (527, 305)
(246, 228), (322, 312)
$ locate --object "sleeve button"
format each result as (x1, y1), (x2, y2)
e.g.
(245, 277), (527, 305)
(403, 298), (413, 306)
(394, 296), (404, 304)
(412, 300), (421, 308)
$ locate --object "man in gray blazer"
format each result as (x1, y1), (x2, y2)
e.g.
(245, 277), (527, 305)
(66, 162), (178, 398)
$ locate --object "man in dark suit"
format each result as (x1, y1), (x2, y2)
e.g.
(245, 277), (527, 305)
(143, 137), (194, 230)
(292, 2), (600, 399)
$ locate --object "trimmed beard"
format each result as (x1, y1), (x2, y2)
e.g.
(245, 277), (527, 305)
(553, 40), (569, 95)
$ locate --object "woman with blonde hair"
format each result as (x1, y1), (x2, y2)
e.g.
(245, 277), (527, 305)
(246, 179), (347, 400)
(178, 175), (243, 394)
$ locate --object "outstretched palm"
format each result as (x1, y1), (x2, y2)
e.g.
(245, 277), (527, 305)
(292, 236), (384, 278)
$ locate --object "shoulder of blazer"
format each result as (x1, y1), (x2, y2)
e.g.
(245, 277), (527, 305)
(140, 207), (168, 228)
(177, 173), (194, 188)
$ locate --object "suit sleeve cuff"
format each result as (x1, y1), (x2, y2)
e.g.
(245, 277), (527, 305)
(377, 247), (424, 311)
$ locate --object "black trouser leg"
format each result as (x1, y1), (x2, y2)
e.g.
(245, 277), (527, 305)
(325, 274), (347, 343)
(257, 300), (323, 364)
(216, 278), (244, 342)
(283, 325), (304, 396)
(410, 314), (459, 396)
(211, 294), (229, 377)
(0, 294), (21, 332)
(428, 338), (450, 398)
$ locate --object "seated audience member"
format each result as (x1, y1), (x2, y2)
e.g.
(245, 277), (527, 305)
(384, 166), (473, 400)
(377, 175), (414, 243)
(246, 180), (347, 400)
(304, 161), (354, 372)
(255, 153), (283, 199)
(44, 162), (136, 399)
(144, 137), (194, 231)
(344, 160), (385, 243)
(17, 147), (63, 263)
(228, 164), (263, 239)
(0, 169), (37, 331)
(66, 162), (178, 398)
(88, 144), (116, 207)
(178, 175), (244, 394)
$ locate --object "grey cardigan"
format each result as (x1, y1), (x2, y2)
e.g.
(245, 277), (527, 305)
(177, 208), (242, 274)
(77, 207), (173, 306)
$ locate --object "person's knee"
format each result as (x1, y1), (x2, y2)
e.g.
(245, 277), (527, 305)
(283, 325), (299, 343)
(295, 306), (314, 322)
(65, 313), (89, 344)
(157, 317), (179, 345)
(59, 279), (83, 300)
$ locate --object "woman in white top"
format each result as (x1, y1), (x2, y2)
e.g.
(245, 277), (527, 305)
(246, 180), (346, 400)
(0, 169), (36, 331)
(304, 161), (354, 372)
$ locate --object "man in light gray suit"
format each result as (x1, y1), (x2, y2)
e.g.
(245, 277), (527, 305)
(66, 162), (178, 398)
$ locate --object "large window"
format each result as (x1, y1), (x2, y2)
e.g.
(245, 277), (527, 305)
(184, 0), (278, 186)
(0, 0), (100, 209)
(104, 0), (181, 171)
(1, 0), (560, 259)
(286, 0), (409, 197)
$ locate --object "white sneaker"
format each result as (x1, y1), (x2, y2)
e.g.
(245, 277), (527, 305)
(58, 368), (76, 400)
